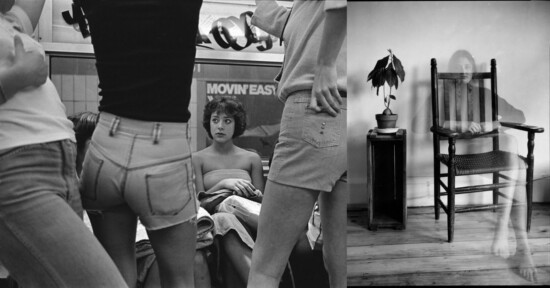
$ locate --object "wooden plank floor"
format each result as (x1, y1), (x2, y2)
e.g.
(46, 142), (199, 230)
(347, 203), (550, 286)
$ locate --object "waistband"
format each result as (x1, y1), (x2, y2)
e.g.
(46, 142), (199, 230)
(288, 89), (346, 97)
(288, 90), (348, 105)
(98, 112), (189, 139)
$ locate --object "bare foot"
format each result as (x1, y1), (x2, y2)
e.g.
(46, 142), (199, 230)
(491, 231), (510, 258)
(511, 251), (538, 283)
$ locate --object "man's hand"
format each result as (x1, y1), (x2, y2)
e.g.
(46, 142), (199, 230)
(12, 35), (48, 89)
(308, 64), (343, 117)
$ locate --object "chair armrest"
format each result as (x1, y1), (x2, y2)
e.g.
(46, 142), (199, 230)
(500, 122), (544, 133)
(430, 126), (459, 138)
(457, 130), (500, 139)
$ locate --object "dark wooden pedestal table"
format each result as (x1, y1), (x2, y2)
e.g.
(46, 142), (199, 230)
(366, 129), (407, 231)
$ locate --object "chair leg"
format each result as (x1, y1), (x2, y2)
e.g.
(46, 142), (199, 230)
(434, 176), (440, 220)
(526, 132), (536, 233)
(492, 172), (499, 212)
(448, 188), (455, 243)
(526, 178), (533, 233)
(447, 138), (456, 243)
(447, 172), (455, 243)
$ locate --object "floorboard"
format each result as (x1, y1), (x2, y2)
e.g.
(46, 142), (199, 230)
(347, 203), (550, 286)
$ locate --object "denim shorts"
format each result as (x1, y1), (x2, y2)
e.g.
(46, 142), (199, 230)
(80, 112), (198, 230)
(268, 90), (347, 192)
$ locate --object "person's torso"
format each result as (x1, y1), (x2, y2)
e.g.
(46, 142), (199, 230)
(203, 168), (252, 191)
(82, 0), (203, 122)
(278, 0), (346, 101)
(0, 16), (74, 150)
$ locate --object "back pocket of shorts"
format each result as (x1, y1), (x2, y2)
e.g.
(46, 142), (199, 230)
(80, 148), (104, 201)
(302, 110), (341, 148)
(146, 160), (192, 216)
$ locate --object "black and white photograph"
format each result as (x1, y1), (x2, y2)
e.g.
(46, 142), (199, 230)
(0, 0), (548, 287)
(347, 1), (550, 286)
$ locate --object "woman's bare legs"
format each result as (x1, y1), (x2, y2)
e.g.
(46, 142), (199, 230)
(491, 133), (537, 282)
(492, 177), (537, 282)
(319, 179), (348, 288)
(217, 195), (261, 232)
(143, 250), (211, 288)
(88, 206), (138, 288)
(194, 250), (212, 288)
(248, 180), (319, 288)
(222, 230), (253, 284)
(147, 220), (197, 288)
(509, 187), (538, 282)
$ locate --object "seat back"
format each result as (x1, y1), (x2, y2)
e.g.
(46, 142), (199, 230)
(430, 58), (499, 133)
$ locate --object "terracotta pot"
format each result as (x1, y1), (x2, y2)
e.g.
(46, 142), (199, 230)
(375, 114), (398, 129)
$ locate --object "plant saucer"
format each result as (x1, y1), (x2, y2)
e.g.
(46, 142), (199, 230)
(375, 127), (399, 134)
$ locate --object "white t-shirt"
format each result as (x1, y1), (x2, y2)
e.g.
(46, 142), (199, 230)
(0, 6), (75, 150)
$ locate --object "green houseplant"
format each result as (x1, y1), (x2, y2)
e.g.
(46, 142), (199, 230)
(367, 49), (405, 129)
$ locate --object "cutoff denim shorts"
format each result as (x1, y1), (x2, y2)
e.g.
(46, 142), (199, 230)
(80, 112), (198, 230)
(268, 90), (347, 192)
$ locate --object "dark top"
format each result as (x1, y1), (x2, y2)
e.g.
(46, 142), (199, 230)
(82, 0), (203, 122)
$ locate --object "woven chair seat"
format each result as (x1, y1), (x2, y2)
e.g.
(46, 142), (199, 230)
(439, 150), (526, 176)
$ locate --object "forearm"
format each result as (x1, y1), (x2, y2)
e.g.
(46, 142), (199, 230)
(317, 8), (346, 67)
(204, 181), (229, 195)
(251, 0), (289, 37)
(0, 66), (26, 105)
(0, 0), (48, 105)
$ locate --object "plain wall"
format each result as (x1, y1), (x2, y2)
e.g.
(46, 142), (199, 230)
(348, 1), (550, 206)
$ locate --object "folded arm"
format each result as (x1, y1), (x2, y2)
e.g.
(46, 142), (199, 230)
(192, 154), (258, 198)
(441, 120), (500, 134)
(0, 0), (47, 105)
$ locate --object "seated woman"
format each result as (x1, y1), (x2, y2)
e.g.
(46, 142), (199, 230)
(192, 97), (265, 286)
(194, 97), (332, 288)
(445, 50), (536, 282)
(193, 96), (264, 224)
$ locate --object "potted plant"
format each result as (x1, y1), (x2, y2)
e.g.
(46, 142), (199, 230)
(367, 49), (405, 130)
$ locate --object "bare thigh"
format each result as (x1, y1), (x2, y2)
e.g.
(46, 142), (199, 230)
(147, 220), (197, 287)
(250, 180), (319, 281)
(89, 206), (138, 288)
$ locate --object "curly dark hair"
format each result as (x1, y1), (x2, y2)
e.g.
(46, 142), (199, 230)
(68, 111), (98, 151)
(203, 97), (247, 139)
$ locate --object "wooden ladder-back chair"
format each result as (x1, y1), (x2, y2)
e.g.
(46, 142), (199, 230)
(429, 58), (544, 242)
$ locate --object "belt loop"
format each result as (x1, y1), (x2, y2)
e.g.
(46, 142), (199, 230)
(153, 123), (162, 144)
(109, 117), (120, 136)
